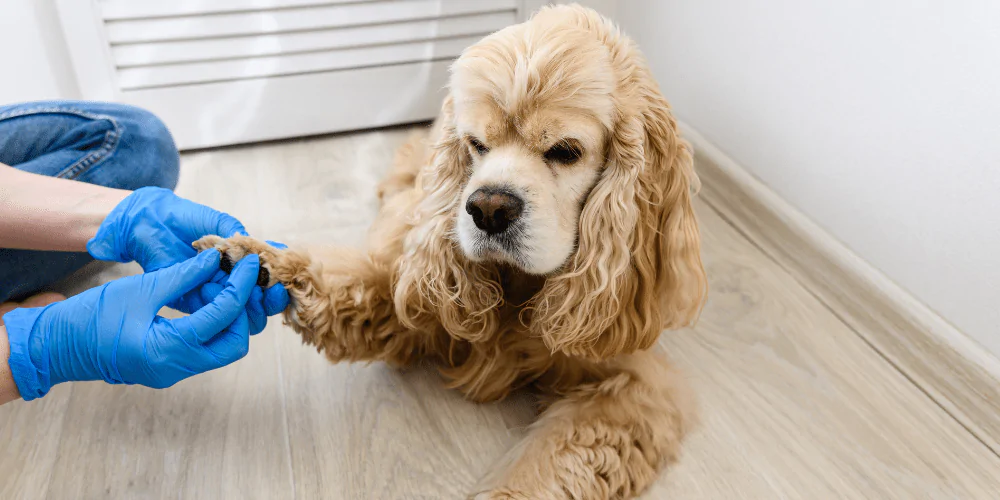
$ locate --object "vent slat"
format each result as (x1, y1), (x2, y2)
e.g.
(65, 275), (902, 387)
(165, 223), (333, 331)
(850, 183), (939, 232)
(119, 59), (452, 149)
(105, 0), (518, 44)
(99, 0), (379, 21)
(117, 35), (478, 89)
(112, 12), (513, 67)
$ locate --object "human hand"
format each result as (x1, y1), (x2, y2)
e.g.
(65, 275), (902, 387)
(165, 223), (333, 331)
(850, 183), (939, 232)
(86, 187), (289, 330)
(3, 249), (258, 400)
(87, 187), (245, 271)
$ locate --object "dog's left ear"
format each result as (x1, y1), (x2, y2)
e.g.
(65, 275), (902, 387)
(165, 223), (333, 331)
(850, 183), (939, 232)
(532, 81), (708, 360)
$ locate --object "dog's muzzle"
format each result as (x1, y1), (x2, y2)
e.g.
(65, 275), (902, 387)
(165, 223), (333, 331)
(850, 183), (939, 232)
(465, 187), (524, 235)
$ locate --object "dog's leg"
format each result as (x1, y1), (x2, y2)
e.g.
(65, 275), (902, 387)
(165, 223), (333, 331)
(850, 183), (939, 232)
(193, 235), (429, 366)
(473, 349), (696, 500)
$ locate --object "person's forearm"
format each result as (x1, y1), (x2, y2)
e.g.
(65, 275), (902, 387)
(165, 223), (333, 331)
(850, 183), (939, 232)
(0, 325), (20, 405)
(0, 163), (129, 251)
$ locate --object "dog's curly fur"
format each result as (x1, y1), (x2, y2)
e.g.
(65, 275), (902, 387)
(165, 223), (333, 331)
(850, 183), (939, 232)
(195, 5), (707, 498)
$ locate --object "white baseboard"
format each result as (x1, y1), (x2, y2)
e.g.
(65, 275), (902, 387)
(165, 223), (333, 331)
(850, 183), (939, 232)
(681, 121), (1000, 454)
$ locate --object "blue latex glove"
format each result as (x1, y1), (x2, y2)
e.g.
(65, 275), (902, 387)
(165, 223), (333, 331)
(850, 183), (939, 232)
(86, 187), (289, 332)
(4, 250), (258, 400)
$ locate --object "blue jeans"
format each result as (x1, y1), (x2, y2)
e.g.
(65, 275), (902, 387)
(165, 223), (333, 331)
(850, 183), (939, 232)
(0, 101), (180, 303)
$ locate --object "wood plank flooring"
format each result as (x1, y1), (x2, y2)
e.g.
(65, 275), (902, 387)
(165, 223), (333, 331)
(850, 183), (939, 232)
(687, 126), (1000, 455)
(1, 128), (997, 499)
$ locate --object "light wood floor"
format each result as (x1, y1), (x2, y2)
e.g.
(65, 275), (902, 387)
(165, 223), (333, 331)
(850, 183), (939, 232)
(2, 128), (998, 499)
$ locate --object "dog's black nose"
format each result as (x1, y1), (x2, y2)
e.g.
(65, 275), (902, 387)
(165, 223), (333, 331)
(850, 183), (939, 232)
(466, 187), (524, 235)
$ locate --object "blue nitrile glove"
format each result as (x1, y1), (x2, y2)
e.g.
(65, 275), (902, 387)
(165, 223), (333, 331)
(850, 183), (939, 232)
(87, 187), (246, 272)
(86, 187), (289, 332)
(4, 250), (258, 401)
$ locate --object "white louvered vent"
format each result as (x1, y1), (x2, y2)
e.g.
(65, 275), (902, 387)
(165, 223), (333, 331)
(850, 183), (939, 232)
(56, 0), (545, 149)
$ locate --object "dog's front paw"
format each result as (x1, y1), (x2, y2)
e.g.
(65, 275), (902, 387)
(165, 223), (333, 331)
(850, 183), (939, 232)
(192, 235), (281, 287)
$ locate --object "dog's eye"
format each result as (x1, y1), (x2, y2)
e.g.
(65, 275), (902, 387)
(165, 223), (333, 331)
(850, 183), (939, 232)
(468, 137), (489, 156)
(544, 142), (582, 164)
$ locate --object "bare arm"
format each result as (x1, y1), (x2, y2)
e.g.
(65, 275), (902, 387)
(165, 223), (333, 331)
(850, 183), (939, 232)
(0, 163), (129, 251)
(0, 163), (129, 404)
(0, 326), (19, 405)
(0, 162), (128, 404)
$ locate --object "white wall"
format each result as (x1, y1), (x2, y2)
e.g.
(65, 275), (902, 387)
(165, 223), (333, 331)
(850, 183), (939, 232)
(618, 0), (1000, 355)
(0, 0), (78, 105)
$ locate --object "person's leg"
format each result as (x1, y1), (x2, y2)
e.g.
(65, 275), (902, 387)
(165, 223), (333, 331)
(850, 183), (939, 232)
(0, 101), (180, 303)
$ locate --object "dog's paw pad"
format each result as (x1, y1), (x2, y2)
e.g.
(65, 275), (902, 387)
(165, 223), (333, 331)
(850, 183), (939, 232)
(193, 235), (280, 288)
(256, 267), (271, 287)
(219, 252), (234, 273)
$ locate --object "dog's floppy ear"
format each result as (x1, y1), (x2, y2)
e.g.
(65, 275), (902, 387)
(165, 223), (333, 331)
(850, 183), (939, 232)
(532, 80), (707, 360)
(393, 95), (503, 342)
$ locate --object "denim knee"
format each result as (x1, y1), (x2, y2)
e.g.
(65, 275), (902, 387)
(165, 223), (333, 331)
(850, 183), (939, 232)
(110, 105), (180, 191)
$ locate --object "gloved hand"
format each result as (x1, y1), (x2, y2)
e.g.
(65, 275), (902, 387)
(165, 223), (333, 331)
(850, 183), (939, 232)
(184, 241), (289, 335)
(4, 249), (258, 401)
(86, 187), (289, 332)
(87, 187), (246, 272)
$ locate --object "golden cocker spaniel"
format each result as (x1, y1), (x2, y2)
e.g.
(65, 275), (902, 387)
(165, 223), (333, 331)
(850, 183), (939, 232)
(196, 4), (707, 498)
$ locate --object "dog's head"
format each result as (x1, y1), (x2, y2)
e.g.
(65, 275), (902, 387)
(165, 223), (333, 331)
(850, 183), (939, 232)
(449, 14), (616, 275)
(397, 5), (707, 359)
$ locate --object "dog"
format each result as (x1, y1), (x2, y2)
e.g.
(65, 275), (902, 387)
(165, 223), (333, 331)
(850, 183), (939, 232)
(195, 5), (707, 498)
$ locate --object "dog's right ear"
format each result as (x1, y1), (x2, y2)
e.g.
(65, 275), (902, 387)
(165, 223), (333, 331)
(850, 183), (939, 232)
(392, 94), (504, 343)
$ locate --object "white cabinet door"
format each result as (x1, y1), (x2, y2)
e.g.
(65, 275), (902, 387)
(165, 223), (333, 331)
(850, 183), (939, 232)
(56, 0), (547, 149)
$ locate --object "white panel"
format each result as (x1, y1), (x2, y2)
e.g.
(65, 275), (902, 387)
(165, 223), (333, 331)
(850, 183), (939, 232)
(112, 12), (514, 66)
(118, 35), (474, 89)
(122, 59), (452, 149)
(57, 0), (532, 148)
(54, 0), (119, 101)
(105, 0), (518, 43)
(99, 0), (373, 20)
(1, 0), (81, 103)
